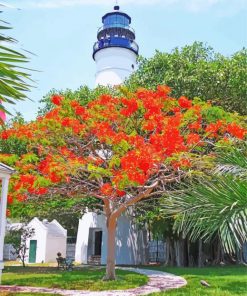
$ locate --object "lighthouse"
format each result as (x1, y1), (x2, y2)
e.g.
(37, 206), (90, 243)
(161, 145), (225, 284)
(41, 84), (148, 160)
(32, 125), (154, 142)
(93, 5), (139, 86)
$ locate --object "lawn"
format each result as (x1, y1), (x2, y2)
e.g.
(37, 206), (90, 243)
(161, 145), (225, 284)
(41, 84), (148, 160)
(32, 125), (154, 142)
(2, 265), (247, 295)
(149, 266), (247, 296)
(2, 265), (147, 291)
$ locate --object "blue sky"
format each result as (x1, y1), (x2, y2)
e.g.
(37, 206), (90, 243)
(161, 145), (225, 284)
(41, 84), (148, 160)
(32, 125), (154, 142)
(3, 0), (247, 121)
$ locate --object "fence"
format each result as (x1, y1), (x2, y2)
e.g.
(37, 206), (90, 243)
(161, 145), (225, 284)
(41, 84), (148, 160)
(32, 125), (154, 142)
(66, 237), (76, 260)
(3, 244), (17, 261)
(148, 240), (166, 263)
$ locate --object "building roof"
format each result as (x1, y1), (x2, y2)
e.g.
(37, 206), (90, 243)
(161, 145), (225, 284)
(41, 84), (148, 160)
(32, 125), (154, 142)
(29, 217), (67, 237)
(44, 221), (66, 237)
(0, 162), (15, 176)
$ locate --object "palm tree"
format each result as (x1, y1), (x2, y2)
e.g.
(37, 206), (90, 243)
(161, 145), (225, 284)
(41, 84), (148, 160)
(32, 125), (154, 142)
(164, 142), (247, 254)
(0, 5), (32, 116)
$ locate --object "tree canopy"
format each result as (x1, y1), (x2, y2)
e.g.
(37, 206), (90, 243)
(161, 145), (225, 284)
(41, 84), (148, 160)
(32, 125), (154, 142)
(0, 86), (245, 278)
(126, 42), (247, 115)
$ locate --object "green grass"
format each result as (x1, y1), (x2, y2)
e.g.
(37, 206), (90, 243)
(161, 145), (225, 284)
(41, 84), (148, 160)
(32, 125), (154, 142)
(148, 266), (247, 296)
(2, 266), (148, 291)
(2, 265), (247, 295)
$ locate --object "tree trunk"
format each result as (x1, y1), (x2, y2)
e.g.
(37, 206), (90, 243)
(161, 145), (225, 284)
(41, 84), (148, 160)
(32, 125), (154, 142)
(198, 239), (203, 267)
(104, 216), (117, 280)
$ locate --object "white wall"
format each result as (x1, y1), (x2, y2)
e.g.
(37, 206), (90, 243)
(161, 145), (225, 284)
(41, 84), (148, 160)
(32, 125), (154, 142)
(113, 214), (148, 265)
(25, 218), (47, 263)
(75, 212), (107, 264)
(75, 212), (148, 265)
(45, 236), (67, 263)
(25, 218), (67, 263)
(94, 47), (137, 86)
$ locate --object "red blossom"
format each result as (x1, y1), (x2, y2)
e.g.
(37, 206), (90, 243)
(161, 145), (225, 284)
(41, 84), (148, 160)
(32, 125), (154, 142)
(116, 189), (125, 197)
(49, 172), (61, 183)
(16, 194), (27, 202)
(36, 188), (48, 195)
(7, 195), (13, 204)
(172, 159), (191, 170)
(227, 123), (246, 139)
(6, 209), (11, 217)
(100, 183), (113, 195)
(187, 133), (201, 145)
(180, 159), (191, 167)
(178, 96), (192, 109)
(205, 120), (225, 137)
(120, 98), (138, 117)
(20, 175), (36, 187)
(45, 108), (60, 119)
(189, 121), (201, 131)
(156, 85), (171, 97)
(127, 171), (147, 185)
(1, 130), (10, 140)
(75, 106), (86, 116)
(172, 107), (180, 113)
(51, 95), (63, 106)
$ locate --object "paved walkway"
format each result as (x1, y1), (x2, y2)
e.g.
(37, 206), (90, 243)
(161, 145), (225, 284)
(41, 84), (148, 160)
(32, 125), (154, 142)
(0, 267), (187, 295)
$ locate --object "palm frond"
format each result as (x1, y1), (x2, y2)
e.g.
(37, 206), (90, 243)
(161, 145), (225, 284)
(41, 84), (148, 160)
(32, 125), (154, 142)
(164, 175), (247, 253)
(215, 142), (247, 178)
(0, 13), (33, 115)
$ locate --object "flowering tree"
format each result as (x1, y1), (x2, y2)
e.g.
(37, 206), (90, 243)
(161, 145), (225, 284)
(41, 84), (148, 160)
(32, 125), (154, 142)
(0, 86), (245, 279)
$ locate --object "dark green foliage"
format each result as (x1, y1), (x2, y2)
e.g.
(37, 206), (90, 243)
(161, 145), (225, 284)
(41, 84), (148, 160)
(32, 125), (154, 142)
(10, 195), (102, 236)
(0, 112), (28, 155)
(126, 42), (247, 115)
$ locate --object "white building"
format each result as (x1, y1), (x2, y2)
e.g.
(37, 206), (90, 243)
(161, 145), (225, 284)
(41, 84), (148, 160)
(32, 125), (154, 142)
(93, 5), (139, 86)
(75, 211), (148, 265)
(25, 217), (67, 263)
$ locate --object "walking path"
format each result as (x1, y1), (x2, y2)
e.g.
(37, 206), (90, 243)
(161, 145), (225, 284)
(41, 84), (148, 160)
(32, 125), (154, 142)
(0, 267), (187, 295)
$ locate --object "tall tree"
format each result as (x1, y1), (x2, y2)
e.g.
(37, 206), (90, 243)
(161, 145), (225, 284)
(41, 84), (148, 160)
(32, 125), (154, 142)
(126, 42), (247, 115)
(0, 86), (245, 279)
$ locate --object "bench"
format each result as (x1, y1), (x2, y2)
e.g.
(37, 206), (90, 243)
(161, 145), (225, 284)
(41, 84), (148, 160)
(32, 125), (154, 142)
(56, 257), (74, 271)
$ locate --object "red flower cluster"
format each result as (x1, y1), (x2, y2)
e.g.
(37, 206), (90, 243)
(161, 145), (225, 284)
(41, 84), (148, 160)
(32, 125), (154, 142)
(1, 85), (246, 211)
(205, 120), (225, 137)
(187, 133), (201, 145)
(120, 98), (138, 117)
(227, 123), (246, 139)
(150, 128), (186, 156)
(178, 96), (192, 109)
(7, 195), (13, 204)
(100, 183), (113, 195)
(51, 95), (63, 106)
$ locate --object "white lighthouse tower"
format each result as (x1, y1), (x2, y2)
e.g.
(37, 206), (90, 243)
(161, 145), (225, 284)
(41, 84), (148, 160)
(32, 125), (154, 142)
(93, 5), (139, 86)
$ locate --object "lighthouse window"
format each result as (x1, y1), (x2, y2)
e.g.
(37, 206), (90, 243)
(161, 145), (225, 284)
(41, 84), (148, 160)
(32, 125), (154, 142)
(104, 14), (130, 28)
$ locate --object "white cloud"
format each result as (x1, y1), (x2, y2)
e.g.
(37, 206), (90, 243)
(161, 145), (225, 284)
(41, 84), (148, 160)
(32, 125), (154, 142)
(11, 0), (247, 13)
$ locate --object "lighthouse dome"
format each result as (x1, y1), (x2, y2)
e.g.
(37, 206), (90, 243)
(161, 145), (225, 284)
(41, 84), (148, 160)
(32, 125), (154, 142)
(93, 6), (139, 86)
(93, 6), (139, 60)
